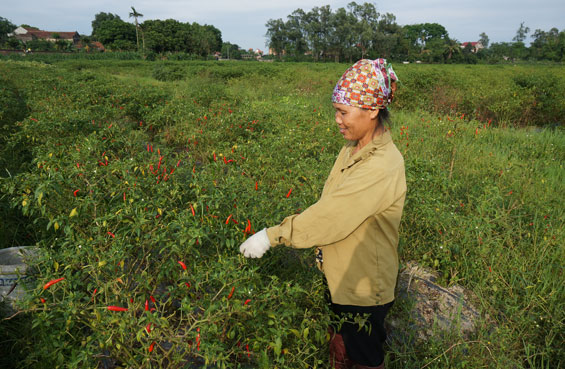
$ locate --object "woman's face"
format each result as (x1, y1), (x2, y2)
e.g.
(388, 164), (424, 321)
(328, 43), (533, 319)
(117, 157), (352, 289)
(333, 103), (379, 145)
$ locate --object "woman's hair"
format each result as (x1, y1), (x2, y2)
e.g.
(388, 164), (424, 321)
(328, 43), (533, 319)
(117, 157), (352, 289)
(377, 107), (390, 127)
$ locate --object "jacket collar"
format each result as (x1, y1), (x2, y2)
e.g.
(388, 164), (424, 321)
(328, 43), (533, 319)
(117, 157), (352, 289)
(341, 130), (392, 170)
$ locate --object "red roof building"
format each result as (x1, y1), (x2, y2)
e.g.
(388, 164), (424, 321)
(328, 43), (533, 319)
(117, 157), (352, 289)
(460, 42), (484, 53)
(13, 27), (80, 45)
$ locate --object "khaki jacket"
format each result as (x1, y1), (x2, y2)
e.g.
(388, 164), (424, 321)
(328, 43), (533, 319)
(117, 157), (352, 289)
(266, 130), (406, 306)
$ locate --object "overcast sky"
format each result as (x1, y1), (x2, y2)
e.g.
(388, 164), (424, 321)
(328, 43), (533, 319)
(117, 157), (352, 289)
(2, 0), (564, 50)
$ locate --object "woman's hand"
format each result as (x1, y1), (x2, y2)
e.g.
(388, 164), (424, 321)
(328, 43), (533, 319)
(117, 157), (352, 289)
(239, 229), (271, 258)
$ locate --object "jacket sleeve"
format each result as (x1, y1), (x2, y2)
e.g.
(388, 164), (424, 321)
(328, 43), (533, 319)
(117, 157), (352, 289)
(266, 158), (404, 249)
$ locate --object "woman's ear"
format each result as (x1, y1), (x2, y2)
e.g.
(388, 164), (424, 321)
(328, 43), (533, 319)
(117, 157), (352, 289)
(369, 109), (380, 121)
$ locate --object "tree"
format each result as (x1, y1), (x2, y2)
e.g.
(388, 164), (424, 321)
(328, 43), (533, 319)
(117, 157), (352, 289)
(348, 1), (379, 59)
(373, 12), (402, 59)
(0, 17), (16, 45)
(444, 37), (462, 62)
(95, 18), (137, 50)
(479, 32), (489, 48)
(285, 9), (308, 58)
(301, 6), (333, 61)
(530, 27), (564, 61)
(129, 7), (144, 51)
(221, 42), (242, 59)
(91, 12), (121, 38)
(513, 22), (530, 43)
(265, 18), (288, 58)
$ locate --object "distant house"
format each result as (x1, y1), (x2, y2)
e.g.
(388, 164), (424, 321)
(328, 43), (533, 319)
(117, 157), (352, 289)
(460, 41), (484, 53)
(11, 26), (80, 45)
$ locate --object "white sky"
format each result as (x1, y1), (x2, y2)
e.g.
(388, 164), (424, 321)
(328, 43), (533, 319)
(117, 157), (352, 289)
(2, 0), (564, 50)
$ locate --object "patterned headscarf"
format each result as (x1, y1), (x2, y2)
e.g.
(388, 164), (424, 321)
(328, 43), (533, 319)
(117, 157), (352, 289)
(331, 58), (398, 110)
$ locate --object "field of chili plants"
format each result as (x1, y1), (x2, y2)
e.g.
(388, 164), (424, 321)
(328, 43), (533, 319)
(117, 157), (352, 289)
(0, 59), (563, 369)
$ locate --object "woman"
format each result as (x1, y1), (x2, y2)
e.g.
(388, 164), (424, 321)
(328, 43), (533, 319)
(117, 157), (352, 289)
(239, 59), (406, 369)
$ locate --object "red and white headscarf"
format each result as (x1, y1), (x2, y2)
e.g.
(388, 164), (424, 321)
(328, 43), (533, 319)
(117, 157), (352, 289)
(332, 58), (398, 110)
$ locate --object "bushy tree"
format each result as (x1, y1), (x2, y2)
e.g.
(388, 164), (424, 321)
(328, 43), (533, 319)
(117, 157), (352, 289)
(140, 19), (221, 56)
(479, 32), (490, 48)
(530, 28), (565, 61)
(91, 12), (122, 38)
(0, 16), (16, 45)
(94, 18), (137, 51)
(265, 2), (403, 62)
(221, 42), (242, 59)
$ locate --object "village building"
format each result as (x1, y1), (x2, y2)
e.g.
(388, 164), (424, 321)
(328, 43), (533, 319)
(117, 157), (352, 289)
(10, 26), (80, 45)
(460, 41), (484, 53)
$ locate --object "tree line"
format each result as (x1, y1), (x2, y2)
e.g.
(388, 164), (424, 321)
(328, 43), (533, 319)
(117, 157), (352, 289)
(90, 11), (223, 57)
(265, 2), (565, 63)
(2, 4), (565, 63)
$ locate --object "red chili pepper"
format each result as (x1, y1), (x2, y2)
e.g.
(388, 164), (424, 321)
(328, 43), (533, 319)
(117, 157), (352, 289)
(255, 181), (258, 191)
(146, 323), (152, 333)
(244, 299), (251, 306)
(196, 328), (201, 351)
(227, 286), (235, 300)
(123, 192), (126, 201)
(245, 220), (251, 234)
(190, 204), (195, 216)
(150, 295), (156, 304)
(107, 306), (128, 312)
(43, 277), (65, 290)
(213, 153), (217, 161)
(107, 231), (115, 238)
(225, 214), (232, 225)
(130, 298), (134, 303)
(176, 159), (181, 167)
(185, 282), (191, 288)
(157, 148), (161, 155)
(246, 343), (251, 357)
(286, 188), (293, 198)
(148, 341), (155, 353)
(145, 300), (149, 311)
(178, 261), (187, 271)
(40, 298), (46, 303)
(73, 189), (79, 197)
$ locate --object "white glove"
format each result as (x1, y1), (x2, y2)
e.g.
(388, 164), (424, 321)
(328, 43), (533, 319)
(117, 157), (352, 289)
(239, 228), (271, 258)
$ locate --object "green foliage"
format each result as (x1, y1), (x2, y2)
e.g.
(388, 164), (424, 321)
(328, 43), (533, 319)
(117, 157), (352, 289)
(393, 64), (565, 127)
(0, 16), (16, 44)
(152, 63), (186, 81)
(91, 12), (122, 38)
(0, 60), (563, 369)
(266, 3), (565, 63)
(93, 18), (137, 51)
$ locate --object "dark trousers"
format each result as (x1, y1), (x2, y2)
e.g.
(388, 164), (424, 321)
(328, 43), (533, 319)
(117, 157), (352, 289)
(329, 300), (393, 367)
